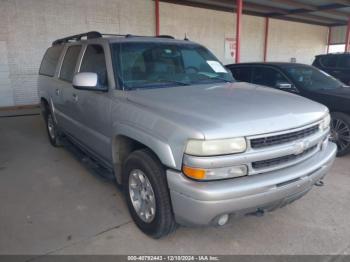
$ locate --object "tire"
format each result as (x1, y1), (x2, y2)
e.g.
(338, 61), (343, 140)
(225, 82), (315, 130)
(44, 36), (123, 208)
(123, 149), (177, 238)
(330, 112), (350, 157)
(44, 108), (62, 147)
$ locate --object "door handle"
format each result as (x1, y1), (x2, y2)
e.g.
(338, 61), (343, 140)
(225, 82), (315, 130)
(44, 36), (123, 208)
(55, 89), (60, 95)
(72, 93), (78, 102)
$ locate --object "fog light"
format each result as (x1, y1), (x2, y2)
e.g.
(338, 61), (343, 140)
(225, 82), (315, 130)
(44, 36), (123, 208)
(217, 214), (229, 226)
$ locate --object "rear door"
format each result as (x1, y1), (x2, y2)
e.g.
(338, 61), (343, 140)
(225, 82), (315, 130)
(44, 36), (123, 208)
(337, 55), (350, 85)
(38, 45), (64, 120)
(57, 44), (83, 134)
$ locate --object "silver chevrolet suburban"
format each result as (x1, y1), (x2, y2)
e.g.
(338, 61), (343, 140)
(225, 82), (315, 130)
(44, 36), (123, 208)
(38, 31), (337, 238)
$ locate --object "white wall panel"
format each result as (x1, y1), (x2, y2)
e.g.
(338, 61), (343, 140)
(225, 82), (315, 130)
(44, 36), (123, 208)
(0, 0), (329, 107)
(267, 19), (328, 64)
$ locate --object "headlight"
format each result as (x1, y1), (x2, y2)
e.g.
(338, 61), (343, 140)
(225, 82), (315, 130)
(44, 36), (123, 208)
(182, 165), (248, 181)
(185, 137), (247, 156)
(320, 113), (331, 131)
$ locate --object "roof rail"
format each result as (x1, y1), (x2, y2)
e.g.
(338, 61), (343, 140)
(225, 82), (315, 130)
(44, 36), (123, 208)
(157, 35), (175, 39)
(52, 31), (102, 45)
(124, 34), (175, 39)
(52, 31), (176, 45)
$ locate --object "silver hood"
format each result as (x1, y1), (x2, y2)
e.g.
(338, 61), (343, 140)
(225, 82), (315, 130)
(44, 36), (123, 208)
(126, 82), (328, 139)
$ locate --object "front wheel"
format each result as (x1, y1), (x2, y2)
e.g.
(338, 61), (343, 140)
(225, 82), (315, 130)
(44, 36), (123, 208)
(123, 149), (176, 238)
(330, 112), (350, 157)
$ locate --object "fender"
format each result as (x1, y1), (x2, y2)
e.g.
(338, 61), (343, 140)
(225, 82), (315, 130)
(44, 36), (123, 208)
(111, 121), (177, 184)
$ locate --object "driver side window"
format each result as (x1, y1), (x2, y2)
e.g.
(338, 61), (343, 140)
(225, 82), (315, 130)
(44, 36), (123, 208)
(80, 45), (108, 86)
(252, 67), (290, 88)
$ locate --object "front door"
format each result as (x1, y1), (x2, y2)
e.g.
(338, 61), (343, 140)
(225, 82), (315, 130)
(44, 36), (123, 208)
(70, 44), (113, 165)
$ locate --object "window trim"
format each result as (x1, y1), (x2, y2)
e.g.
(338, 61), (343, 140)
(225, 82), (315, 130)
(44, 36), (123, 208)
(58, 44), (83, 83)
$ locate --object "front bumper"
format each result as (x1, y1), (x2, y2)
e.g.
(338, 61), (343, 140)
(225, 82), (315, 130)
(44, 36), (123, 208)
(167, 142), (337, 226)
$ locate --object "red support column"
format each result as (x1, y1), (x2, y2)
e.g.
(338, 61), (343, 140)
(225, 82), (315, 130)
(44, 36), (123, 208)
(326, 26), (332, 54)
(155, 0), (160, 36)
(235, 0), (243, 63)
(263, 17), (269, 62)
(345, 18), (350, 52)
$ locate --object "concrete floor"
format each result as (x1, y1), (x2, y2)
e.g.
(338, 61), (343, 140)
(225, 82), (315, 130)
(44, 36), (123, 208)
(0, 115), (349, 256)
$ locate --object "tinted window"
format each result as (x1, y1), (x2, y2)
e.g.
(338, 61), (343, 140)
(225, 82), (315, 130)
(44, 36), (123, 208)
(60, 45), (82, 82)
(229, 67), (251, 82)
(282, 65), (343, 90)
(112, 42), (234, 89)
(80, 45), (108, 86)
(338, 56), (350, 68)
(39, 45), (64, 77)
(320, 56), (338, 68)
(252, 67), (289, 87)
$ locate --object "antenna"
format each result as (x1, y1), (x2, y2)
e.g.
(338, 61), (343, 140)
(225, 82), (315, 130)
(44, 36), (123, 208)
(184, 33), (189, 41)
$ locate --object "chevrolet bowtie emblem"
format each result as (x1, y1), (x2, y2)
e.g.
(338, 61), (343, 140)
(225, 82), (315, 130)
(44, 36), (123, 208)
(294, 140), (310, 155)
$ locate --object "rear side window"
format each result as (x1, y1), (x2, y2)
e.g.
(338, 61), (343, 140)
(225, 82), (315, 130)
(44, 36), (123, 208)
(229, 67), (251, 82)
(320, 56), (338, 68)
(60, 45), (82, 82)
(338, 56), (350, 68)
(39, 45), (64, 77)
(80, 45), (108, 86)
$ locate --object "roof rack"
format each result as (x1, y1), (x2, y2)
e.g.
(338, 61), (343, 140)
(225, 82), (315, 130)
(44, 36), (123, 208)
(157, 35), (175, 39)
(52, 31), (176, 45)
(52, 31), (102, 45)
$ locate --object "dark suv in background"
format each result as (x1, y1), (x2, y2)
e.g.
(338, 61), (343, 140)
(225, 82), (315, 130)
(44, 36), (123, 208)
(313, 53), (350, 85)
(226, 62), (350, 156)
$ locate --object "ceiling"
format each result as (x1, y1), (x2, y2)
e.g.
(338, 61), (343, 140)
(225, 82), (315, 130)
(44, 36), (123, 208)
(160, 0), (350, 27)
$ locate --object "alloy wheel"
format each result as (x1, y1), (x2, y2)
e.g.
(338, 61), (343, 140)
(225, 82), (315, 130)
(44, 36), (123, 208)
(129, 169), (156, 223)
(330, 118), (350, 152)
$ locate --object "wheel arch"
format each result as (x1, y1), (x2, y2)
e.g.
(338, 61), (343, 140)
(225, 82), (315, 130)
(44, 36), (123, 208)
(111, 132), (176, 185)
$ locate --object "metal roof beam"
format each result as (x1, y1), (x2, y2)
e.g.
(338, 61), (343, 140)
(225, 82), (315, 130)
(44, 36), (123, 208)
(267, 0), (348, 25)
(159, 0), (344, 26)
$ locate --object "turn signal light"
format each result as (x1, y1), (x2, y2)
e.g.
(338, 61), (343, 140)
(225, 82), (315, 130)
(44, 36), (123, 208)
(182, 166), (206, 180)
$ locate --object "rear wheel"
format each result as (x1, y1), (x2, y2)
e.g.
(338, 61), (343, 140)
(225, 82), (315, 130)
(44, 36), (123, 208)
(330, 112), (350, 157)
(44, 109), (62, 147)
(123, 149), (176, 238)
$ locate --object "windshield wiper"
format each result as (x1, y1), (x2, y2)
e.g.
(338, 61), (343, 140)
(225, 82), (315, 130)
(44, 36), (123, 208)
(154, 79), (190, 86)
(196, 73), (234, 83)
(123, 79), (190, 90)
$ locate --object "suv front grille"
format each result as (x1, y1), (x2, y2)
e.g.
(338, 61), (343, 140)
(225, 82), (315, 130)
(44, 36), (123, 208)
(252, 145), (317, 170)
(250, 125), (319, 149)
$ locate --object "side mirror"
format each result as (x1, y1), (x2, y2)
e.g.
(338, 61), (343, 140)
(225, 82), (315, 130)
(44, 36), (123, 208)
(276, 82), (292, 89)
(276, 82), (298, 92)
(73, 72), (107, 91)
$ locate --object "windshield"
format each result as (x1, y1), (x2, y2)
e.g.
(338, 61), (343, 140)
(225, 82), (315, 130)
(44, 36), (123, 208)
(281, 65), (344, 91)
(112, 42), (234, 89)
